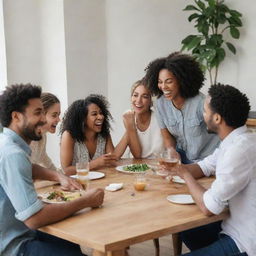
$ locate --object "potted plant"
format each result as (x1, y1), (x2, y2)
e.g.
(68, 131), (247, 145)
(181, 0), (243, 85)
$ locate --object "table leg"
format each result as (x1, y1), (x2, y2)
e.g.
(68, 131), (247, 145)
(172, 233), (182, 256)
(92, 249), (126, 256)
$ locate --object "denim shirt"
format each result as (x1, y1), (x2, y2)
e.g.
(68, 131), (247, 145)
(0, 128), (43, 256)
(156, 92), (220, 161)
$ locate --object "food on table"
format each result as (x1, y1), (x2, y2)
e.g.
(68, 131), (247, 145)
(123, 164), (150, 172)
(45, 190), (82, 202)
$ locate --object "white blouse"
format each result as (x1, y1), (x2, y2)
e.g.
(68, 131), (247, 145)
(126, 109), (165, 159)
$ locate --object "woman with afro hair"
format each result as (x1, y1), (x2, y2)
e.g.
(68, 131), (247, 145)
(60, 94), (117, 176)
(144, 52), (219, 163)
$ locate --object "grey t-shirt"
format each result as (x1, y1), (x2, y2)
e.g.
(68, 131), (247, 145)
(72, 134), (106, 165)
(156, 92), (220, 161)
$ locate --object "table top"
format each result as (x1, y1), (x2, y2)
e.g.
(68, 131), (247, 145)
(37, 159), (229, 253)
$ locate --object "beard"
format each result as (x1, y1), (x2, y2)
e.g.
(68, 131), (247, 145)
(22, 121), (45, 141)
(206, 119), (217, 134)
(207, 127), (217, 134)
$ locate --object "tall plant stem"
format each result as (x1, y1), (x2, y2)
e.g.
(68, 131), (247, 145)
(214, 66), (219, 85)
(208, 67), (213, 85)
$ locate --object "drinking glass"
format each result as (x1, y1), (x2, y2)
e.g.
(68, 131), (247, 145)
(76, 162), (90, 190)
(159, 149), (179, 169)
(133, 173), (147, 191)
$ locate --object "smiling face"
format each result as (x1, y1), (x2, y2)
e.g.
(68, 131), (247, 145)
(43, 103), (61, 134)
(85, 103), (104, 133)
(131, 85), (152, 114)
(18, 98), (46, 142)
(158, 69), (181, 101)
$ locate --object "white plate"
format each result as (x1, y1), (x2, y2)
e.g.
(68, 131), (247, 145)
(172, 176), (186, 184)
(116, 164), (151, 174)
(38, 191), (82, 204)
(167, 194), (194, 204)
(71, 171), (105, 180)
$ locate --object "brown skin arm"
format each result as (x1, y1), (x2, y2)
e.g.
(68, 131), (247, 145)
(161, 128), (176, 149)
(114, 133), (128, 159)
(61, 133), (117, 175)
(25, 188), (104, 229)
(169, 163), (213, 216)
(60, 131), (76, 175)
(123, 111), (142, 158)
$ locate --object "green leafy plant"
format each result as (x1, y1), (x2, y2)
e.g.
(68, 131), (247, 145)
(181, 0), (242, 85)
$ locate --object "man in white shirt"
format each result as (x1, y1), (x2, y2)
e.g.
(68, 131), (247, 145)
(170, 84), (255, 256)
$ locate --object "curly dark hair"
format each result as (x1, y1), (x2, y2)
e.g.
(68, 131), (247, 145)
(143, 52), (204, 98)
(208, 83), (250, 128)
(0, 84), (42, 127)
(60, 94), (113, 142)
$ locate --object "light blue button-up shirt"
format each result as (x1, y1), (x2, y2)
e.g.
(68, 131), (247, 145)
(156, 92), (220, 161)
(0, 128), (43, 256)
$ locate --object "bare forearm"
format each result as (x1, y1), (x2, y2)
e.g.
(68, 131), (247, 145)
(127, 130), (142, 158)
(32, 164), (59, 181)
(63, 165), (76, 176)
(114, 133), (128, 159)
(185, 164), (205, 179)
(25, 196), (93, 229)
(183, 171), (212, 216)
(161, 129), (176, 149)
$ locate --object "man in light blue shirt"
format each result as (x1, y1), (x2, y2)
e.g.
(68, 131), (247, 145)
(0, 84), (104, 256)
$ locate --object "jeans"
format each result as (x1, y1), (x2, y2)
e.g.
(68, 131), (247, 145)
(176, 148), (193, 164)
(180, 222), (247, 256)
(18, 231), (85, 256)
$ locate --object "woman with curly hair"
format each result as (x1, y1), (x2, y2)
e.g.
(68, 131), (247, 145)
(144, 52), (219, 163)
(60, 94), (117, 175)
(30, 92), (61, 171)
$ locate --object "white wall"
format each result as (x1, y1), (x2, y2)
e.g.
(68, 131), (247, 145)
(2, 0), (256, 166)
(64, 0), (108, 104)
(106, 0), (256, 145)
(3, 0), (67, 166)
(106, 0), (193, 144)
(0, 0), (7, 91)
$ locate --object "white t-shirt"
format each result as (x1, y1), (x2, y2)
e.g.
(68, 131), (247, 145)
(126, 109), (164, 159)
(198, 126), (256, 256)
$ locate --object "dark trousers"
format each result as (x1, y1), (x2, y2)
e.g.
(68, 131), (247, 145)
(18, 231), (85, 256)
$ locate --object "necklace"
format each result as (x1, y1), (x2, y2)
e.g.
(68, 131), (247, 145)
(135, 113), (151, 132)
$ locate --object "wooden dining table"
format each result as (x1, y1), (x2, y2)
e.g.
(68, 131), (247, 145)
(37, 159), (229, 256)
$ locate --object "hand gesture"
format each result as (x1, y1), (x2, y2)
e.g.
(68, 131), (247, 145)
(168, 163), (189, 179)
(123, 110), (136, 130)
(96, 153), (118, 167)
(84, 188), (104, 208)
(57, 173), (82, 191)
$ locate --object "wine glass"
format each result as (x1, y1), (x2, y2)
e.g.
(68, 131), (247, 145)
(76, 162), (90, 190)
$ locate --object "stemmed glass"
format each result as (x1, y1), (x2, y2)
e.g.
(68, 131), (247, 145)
(76, 162), (90, 191)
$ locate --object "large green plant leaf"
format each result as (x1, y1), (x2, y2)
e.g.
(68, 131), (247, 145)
(228, 16), (242, 27)
(230, 26), (240, 39)
(226, 42), (236, 54)
(188, 13), (200, 22)
(183, 5), (200, 11)
(181, 0), (242, 84)
(196, 0), (206, 11)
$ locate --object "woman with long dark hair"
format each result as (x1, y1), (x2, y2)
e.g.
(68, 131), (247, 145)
(144, 52), (219, 163)
(60, 94), (117, 175)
